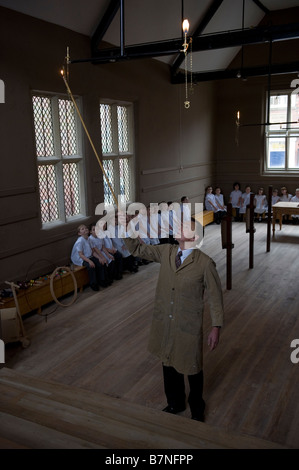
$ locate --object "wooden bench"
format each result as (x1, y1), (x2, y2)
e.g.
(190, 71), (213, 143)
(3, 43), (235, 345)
(193, 210), (214, 227)
(0, 266), (89, 317)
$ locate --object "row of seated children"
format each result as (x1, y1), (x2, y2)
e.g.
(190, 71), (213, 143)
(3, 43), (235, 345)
(71, 223), (137, 292)
(70, 200), (185, 292)
(204, 186), (227, 224)
(133, 197), (191, 246)
(229, 183), (299, 223)
(70, 194), (201, 291)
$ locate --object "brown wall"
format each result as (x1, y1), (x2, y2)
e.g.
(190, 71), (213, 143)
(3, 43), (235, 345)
(215, 75), (299, 206)
(0, 7), (216, 284)
(215, 7), (299, 203)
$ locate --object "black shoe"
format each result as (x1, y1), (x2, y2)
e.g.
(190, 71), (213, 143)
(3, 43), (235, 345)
(191, 414), (205, 422)
(90, 284), (99, 291)
(162, 405), (186, 414)
(99, 281), (109, 288)
(191, 402), (205, 422)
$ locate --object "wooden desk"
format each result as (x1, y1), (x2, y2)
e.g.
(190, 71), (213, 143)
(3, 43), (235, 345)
(272, 202), (299, 234)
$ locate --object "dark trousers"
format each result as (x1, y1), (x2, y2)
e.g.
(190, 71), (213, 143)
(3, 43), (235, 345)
(113, 250), (123, 279)
(106, 251), (123, 280)
(215, 210), (227, 224)
(123, 255), (138, 272)
(83, 256), (107, 287)
(162, 365), (205, 418)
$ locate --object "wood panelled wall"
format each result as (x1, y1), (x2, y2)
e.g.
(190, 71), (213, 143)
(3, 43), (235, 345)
(0, 6), (216, 285)
(1, 5), (298, 285)
(214, 7), (299, 204)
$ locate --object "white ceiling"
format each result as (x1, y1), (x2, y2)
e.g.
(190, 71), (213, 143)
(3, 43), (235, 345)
(1, 0), (299, 75)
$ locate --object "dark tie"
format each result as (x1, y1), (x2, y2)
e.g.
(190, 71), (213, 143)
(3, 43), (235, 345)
(175, 251), (182, 269)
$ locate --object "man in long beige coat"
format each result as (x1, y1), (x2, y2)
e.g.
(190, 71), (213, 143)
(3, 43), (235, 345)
(122, 215), (224, 422)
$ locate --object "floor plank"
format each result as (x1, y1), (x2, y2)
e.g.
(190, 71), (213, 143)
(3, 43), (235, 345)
(0, 367), (285, 449)
(2, 220), (299, 448)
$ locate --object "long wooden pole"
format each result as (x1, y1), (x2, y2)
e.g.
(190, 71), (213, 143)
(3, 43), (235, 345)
(249, 193), (254, 269)
(60, 69), (119, 208)
(226, 203), (233, 290)
(267, 185), (273, 252)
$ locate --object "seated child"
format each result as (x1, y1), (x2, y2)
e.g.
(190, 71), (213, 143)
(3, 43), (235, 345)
(280, 186), (292, 202)
(254, 187), (268, 221)
(280, 186), (293, 223)
(97, 221), (123, 280)
(107, 213), (138, 273)
(290, 188), (299, 224)
(272, 188), (280, 205)
(215, 187), (227, 210)
(71, 224), (107, 291)
(89, 224), (112, 285)
(229, 182), (242, 221)
(239, 185), (253, 219)
(205, 186), (223, 224)
(214, 187), (227, 221)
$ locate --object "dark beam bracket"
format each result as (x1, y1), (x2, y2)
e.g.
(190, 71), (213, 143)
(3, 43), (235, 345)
(251, 0), (269, 14)
(75, 22), (299, 65)
(171, 61), (299, 84)
(70, 21), (299, 82)
(171, 0), (224, 77)
(91, 0), (120, 55)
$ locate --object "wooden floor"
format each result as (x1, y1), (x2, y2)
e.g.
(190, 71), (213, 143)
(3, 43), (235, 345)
(1, 220), (299, 449)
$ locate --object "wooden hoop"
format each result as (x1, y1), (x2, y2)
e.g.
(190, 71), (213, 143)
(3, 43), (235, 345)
(50, 266), (78, 307)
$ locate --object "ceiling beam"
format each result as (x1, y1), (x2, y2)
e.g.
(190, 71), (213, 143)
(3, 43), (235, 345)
(72, 22), (299, 65)
(91, 0), (120, 54)
(190, 22), (299, 52)
(171, 61), (299, 83)
(171, 0), (225, 76)
(250, 0), (269, 14)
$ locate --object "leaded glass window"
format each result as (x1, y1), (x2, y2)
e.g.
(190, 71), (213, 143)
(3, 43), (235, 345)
(100, 101), (134, 205)
(32, 93), (84, 224)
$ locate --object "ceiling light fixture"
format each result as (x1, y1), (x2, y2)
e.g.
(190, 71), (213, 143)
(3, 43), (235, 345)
(182, 19), (190, 53)
(181, 18), (193, 109)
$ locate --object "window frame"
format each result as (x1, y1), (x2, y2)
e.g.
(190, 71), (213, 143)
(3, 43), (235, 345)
(264, 88), (299, 175)
(99, 99), (135, 206)
(32, 91), (87, 227)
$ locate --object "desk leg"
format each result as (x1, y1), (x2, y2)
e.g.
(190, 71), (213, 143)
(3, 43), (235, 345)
(279, 213), (282, 230)
(272, 211), (276, 235)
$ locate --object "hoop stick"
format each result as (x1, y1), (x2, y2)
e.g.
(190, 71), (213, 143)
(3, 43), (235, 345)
(60, 69), (119, 207)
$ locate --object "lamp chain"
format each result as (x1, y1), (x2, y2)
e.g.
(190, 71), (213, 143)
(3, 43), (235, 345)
(184, 37), (193, 109)
(190, 38), (193, 95)
(184, 51), (189, 108)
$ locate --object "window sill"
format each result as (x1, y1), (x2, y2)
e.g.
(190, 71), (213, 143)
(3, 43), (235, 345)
(262, 169), (299, 177)
(41, 214), (88, 230)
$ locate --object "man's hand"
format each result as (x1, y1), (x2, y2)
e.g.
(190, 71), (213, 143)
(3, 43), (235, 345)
(207, 327), (220, 351)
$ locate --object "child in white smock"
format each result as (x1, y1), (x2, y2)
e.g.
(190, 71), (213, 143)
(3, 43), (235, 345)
(239, 185), (253, 219)
(229, 182), (242, 221)
(290, 188), (299, 224)
(254, 187), (268, 221)
(205, 186), (222, 224)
